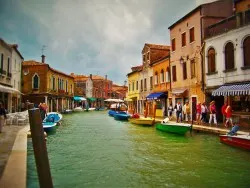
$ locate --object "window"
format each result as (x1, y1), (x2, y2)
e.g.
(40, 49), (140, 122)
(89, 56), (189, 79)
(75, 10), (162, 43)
(136, 81), (138, 90)
(189, 27), (195, 43)
(147, 52), (150, 61)
(71, 84), (73, 93)
(141, 80), (143, 91)
(154, 71), (158, 85)
(172, 66), (177, 82)
(66, 81), (68, 92)
(243, 36), (250, 67)
(150, 76), (153, 89)
(160, 69), (164, 83)
(166, 67), (170, 82)
(191, 59), (196, 78)
(171, 38), (176, 51)
(207, 48), (216, 73)
(132, 82), (134, 91)
(182, 32), (186, 47)
(129, 84), (131, 91)
(144, 78), (147, 91)
(183, 62), (187, 80)
(225, 42), (235, 70)
(33, 74), (39, 89)
(53, 77), (56, 90)
(143, 54), (146, 63)
(0, 54), (3, 70)
(7, 57), (10, 73)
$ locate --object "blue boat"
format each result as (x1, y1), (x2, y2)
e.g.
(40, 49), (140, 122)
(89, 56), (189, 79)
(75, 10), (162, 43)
(108, 110), (117, 117)
(43, 112), (63, 123)
(42, 122), (57, 132)
(114, 112), (130, 121)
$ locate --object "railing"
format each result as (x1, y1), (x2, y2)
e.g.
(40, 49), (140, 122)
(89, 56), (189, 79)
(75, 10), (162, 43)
(205, 10), (250, 39)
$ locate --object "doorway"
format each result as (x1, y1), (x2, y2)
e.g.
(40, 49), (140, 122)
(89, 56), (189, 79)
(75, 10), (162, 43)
(192, 97), (197, 121)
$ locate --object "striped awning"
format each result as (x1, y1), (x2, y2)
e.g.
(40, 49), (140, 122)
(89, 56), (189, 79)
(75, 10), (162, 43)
(212, 83), (250, 96)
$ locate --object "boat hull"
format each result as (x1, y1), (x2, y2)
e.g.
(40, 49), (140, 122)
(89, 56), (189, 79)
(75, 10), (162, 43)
(219, 135), (250, 151)
(114, 113), (130, 121)
(128, 118), (154, 126)
(43, 112), (63, 123)
(156, 123), (191, 135)
(108, 110), (117, 117)
(43, 122), (57, 132)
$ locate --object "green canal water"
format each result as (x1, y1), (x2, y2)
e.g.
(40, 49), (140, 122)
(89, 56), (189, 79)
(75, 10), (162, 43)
(27, 111), (250, 188)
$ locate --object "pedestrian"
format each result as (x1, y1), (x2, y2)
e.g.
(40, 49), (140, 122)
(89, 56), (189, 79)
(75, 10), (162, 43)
(201, 102), (208, 124)
(182, 102), (187, 122)
(168, 103), (174, 120)
(185, 101), (191, 123)
(174, 101), (182, 123)
(39, 103), (47, 121)
(0, 102), (7, 133)
(225, 105), (233, 128)
(221, 102), (228, 125)
(196, 102), (201, 125)
(209, 101), (218, 126)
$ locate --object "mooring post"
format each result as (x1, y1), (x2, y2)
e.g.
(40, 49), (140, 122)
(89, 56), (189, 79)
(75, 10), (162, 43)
(28, 103), (53, 188)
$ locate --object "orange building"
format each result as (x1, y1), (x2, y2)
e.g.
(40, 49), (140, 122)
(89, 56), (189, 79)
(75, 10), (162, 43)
(168, 0), (233, 120)
(22, 56), (74, 112)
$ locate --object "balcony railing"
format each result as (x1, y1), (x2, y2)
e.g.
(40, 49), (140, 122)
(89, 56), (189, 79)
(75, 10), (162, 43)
(205, 10), (250, 39)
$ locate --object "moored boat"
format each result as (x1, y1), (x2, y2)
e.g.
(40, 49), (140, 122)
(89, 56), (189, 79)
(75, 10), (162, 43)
(42, 122), (57, 132)
(73, 107), (83, 112)
(43, 112), (63, 123)
(61, 109), (73, 114)
(219, 134), (250, 151)
(128, 117), (155, 126)
(108, 110), (117, 117)
(114, 112), (130, 121)
(155, 122), (191, 135)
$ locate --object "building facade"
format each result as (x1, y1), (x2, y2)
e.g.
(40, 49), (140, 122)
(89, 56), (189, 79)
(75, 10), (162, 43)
(22, 56), (74, 112)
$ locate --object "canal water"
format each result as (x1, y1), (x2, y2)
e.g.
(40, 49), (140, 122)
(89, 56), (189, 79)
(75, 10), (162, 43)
(27, 111), (250, 188)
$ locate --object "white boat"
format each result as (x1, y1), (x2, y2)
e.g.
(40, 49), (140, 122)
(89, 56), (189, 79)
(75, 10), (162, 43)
(73, 107), (83, 112)
(85, 107), (96, 111)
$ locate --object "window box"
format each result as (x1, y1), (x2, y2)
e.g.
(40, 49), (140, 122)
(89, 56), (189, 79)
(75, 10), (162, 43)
(206, 71), (218, 75)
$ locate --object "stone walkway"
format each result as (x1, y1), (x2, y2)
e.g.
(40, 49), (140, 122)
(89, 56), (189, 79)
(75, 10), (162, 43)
(0, 125), (24, 178)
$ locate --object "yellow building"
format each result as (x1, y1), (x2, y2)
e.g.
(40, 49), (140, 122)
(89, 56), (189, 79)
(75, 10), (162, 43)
(126, 65), (142, 114)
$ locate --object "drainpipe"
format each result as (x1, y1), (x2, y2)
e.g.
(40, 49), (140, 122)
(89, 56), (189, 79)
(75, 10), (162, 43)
(200, 42), (205, 92)
(169, 55), (171, 91)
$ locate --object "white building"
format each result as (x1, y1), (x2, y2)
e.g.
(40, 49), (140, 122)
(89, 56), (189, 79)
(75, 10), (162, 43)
(0, 38), (23, 112)
(86, 74), (93, 98)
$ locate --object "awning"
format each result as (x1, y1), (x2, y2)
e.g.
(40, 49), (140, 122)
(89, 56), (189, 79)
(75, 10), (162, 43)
(0, 84), (23, 94)
(171, 89), (187, 95)
(73, 96), (86, 101)
(87, 97), (96, 101)
(212, 83), (250, 96)
(146, 92), (166, 100)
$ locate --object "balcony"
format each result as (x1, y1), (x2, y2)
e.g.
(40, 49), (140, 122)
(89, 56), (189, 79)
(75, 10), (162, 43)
(0, 69), (6, 77)
(205, 10), (250, 39)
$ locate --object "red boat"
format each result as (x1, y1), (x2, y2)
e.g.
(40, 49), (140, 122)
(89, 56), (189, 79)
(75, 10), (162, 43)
(219, 134), (250, 151)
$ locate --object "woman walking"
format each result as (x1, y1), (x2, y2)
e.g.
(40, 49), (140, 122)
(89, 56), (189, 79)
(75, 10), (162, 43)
(201, 102), (208, 124)
(209, 101), (218, 126)
(196, 102), (201, 125)
(0, 102), (7, 133)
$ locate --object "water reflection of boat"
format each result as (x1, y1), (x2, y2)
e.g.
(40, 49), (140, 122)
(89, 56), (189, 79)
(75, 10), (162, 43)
(156, 122), (191, 135)
(128, 117), (155, 126)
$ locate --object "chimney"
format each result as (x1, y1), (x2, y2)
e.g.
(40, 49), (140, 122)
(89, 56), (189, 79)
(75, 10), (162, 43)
(41, 55), (45, 63)
(105, 75), (107, 80)
(90, 74), (92, 79)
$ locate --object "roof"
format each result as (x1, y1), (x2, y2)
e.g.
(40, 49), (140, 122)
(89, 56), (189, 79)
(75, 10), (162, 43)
(144, 43), (170, 50)
(23, 60), (74, 78)
(151, 54), (170, 65)
(131, 65), (143, 72)
(70, 73), (89, 82)
(9, 44), (24, 59)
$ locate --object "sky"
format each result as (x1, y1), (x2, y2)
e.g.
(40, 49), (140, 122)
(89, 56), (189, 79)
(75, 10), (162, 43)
(0, 0), (214, 85)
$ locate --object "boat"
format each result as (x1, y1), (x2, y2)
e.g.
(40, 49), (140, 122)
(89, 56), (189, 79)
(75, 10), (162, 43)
(219, 134), (250, 151)
(128, 117), (155, 126)
(84, 107), (96, 111)
(155, 121), (191, 135)
(42, 122), (57, 132)
(114, 112), (130, 121)
(43, 112), (63, 124)
(108, 110), (117, 117)
(61, 109), (73, 114)
(73, 107), (83, 112)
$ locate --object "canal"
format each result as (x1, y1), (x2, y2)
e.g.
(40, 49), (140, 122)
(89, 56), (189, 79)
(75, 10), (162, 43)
(27, 111), (250, 187)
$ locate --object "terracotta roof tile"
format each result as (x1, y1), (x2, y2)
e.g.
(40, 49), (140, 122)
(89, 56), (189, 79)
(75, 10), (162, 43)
(145, 43), (170, 50)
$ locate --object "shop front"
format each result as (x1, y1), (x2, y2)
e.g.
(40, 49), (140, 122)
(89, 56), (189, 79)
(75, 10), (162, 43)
(212, 83), (250, 130)
(146, 92), (167, 117)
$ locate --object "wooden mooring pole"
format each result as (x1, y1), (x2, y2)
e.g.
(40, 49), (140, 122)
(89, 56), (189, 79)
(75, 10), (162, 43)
(28, 103), (53, 188)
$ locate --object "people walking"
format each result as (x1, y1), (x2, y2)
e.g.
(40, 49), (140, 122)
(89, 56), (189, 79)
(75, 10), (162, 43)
(182, 102), (187, 122)
(201, 102), (208, 124)
(168, 103), (174, 120)
(209, 101), (218, 126)
(225, 105), (233, 128)
(196, 102), (201, 125)
(221, 102), (228, 125)
(174, 102), (182, 123)
(185, 101), (191, 123)
(0, 102), (7, 133)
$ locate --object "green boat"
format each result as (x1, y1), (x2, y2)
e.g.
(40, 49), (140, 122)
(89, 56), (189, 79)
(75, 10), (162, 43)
(156, 122), (192, 135)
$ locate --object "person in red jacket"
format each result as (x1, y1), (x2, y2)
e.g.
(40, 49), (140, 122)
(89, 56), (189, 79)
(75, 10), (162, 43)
(221, 102), (228, 124)
(225, 105), (233, 128)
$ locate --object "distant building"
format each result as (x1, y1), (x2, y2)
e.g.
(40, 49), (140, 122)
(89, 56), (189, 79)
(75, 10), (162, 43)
(22, 56), (74, 112)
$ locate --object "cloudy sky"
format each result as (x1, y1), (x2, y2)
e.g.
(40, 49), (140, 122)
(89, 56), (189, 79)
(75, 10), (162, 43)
(0, 0), (213, 85)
